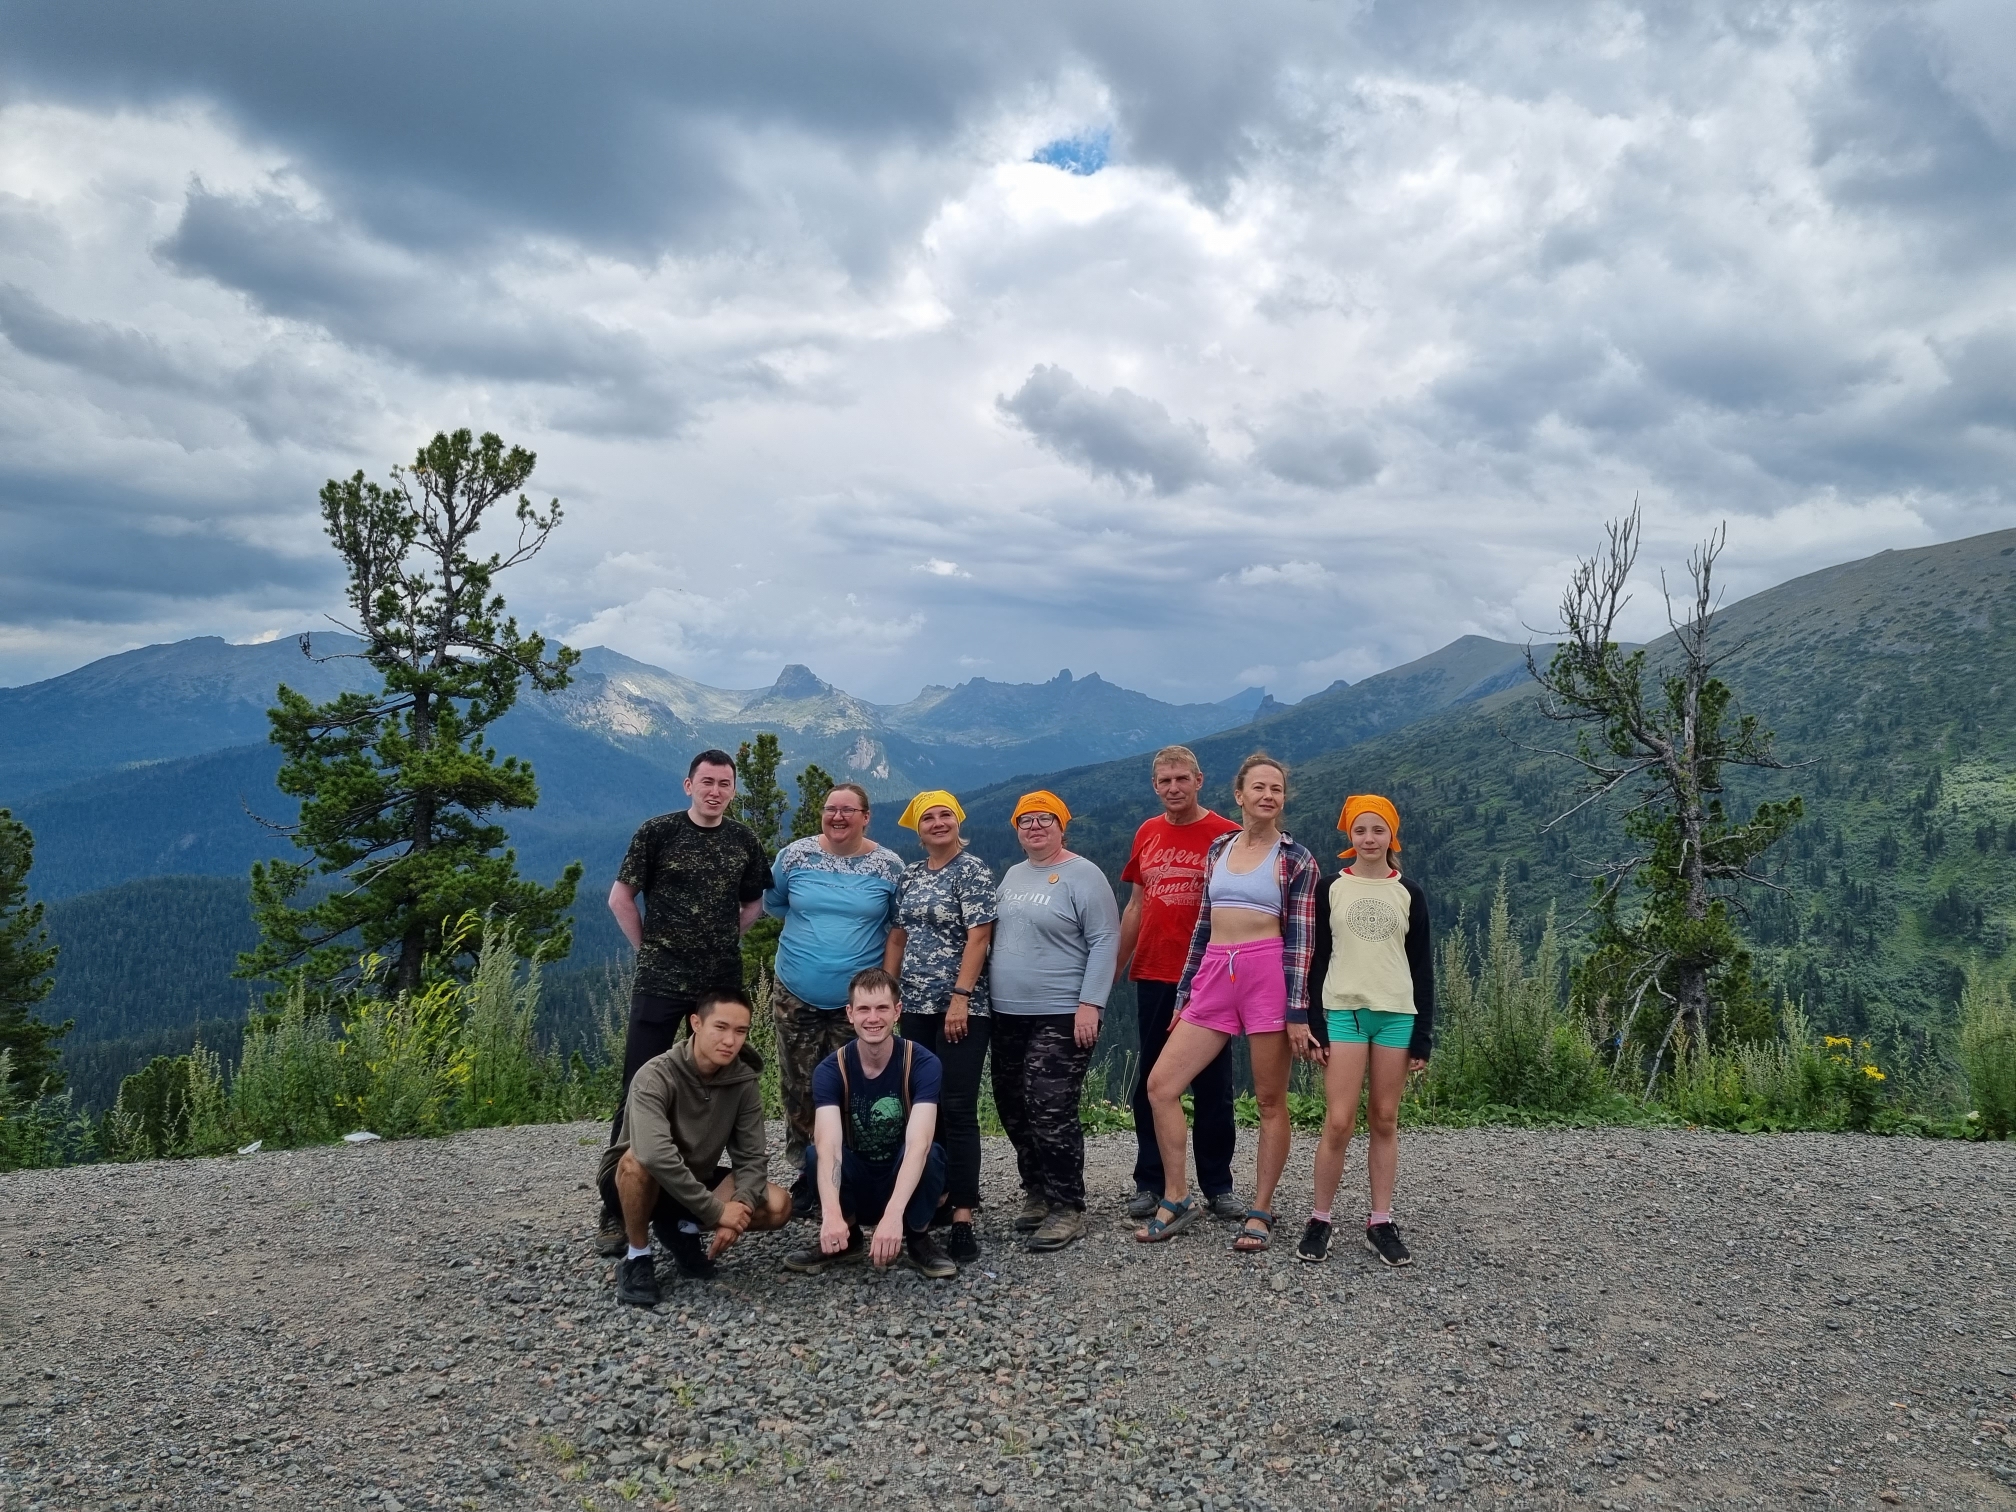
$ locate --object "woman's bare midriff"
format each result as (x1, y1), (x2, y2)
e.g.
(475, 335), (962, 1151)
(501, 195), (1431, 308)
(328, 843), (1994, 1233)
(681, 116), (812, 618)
(1208, 905), (1282, 945)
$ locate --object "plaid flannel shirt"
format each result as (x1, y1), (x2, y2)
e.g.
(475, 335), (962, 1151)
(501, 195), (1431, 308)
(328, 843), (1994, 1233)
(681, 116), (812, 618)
(1171, 830), (1322, 1024)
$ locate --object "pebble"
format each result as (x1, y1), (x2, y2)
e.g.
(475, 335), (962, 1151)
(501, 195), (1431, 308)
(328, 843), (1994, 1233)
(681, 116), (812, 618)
(4, 1123), (2014, 1510)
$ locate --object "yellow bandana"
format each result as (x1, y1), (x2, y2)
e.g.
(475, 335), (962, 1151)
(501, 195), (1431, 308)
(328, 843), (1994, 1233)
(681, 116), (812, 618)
(897, 790), (966, 830)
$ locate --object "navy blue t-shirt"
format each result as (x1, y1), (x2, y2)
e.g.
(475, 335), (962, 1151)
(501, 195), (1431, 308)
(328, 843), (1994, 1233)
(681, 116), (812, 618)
(811, 1038), (942, 1164)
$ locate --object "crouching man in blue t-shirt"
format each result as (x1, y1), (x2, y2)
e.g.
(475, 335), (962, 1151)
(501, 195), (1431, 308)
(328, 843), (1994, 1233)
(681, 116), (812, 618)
(782, 967), (958, 1279)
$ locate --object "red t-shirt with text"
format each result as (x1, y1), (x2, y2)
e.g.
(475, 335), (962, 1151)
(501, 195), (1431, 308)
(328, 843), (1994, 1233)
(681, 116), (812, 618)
(1121, 810), (1243, 983)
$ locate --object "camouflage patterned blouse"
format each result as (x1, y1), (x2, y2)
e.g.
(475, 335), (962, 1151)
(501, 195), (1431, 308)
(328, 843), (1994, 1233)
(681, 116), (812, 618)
(616, 812), (773, 1001)
(894, 849), (998, 1016)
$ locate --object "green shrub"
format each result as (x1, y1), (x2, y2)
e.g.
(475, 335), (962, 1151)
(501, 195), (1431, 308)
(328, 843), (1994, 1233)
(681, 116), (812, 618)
(0, 1047), (97, 1170)
(455, 940), (544, 1129)
(104, 1054), (196, 1161)
(1960, 972), (2016, 1138)
(233, 983), (345, 1146)
(1418, 879), (1608, 1116)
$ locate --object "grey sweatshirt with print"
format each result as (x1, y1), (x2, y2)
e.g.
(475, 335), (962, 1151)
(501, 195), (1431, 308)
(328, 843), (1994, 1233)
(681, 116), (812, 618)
(989, 854), (1121, 1015)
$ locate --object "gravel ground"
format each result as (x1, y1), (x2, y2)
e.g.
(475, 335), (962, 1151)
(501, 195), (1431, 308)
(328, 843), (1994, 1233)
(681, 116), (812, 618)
(3, 1123), (2014, 1512)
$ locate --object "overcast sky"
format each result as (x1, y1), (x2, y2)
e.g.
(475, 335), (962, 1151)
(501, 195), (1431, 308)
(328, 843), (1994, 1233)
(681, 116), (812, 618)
(2, 1), (2012, 702)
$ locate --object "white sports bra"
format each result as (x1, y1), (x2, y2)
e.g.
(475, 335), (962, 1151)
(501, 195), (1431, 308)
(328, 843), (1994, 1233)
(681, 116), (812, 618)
(1207, 839), (1282, 917)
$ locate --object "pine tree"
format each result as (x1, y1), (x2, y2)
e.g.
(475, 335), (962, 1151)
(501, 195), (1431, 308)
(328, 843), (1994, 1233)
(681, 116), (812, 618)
(239, 430), (583, 996)
(792, 764), (835, 841)
(730, 733), (789, 855)
(0, 810), (65, 1099)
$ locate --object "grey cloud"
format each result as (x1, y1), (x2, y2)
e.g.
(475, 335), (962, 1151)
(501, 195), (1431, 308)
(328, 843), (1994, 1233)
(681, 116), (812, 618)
(158, 188), (713, 436)
(0, 285), (188, 389)
(1251, 400), (1382, 488)
(0, 467), (334, 626)
(998, 365), (1218, 494)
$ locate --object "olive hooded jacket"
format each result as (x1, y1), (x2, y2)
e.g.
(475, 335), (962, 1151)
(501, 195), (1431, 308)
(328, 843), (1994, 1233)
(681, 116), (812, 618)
(599, 1040), (768, 1227)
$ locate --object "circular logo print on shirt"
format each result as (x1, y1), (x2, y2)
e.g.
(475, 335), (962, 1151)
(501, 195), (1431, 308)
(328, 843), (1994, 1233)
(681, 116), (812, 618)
(1346, 897), (1401, 941)
(1048, 874), (1060, 884)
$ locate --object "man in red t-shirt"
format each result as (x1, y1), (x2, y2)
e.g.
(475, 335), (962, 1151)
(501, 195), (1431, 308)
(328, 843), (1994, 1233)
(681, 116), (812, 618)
(1117, 744), (1244, 1221)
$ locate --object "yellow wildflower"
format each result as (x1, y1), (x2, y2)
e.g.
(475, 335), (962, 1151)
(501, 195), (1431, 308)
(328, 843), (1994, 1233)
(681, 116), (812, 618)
(1861, 1064), (1885, 1081)
(1823, 1035), (1852, 1048)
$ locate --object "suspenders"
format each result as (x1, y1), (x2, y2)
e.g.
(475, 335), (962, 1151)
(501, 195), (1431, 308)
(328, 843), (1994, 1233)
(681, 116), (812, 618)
(834, 1039), (914, 1150)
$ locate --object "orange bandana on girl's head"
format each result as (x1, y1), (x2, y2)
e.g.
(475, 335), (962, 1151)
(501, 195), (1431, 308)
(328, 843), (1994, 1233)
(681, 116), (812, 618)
(1011, 790), (1072, 828)
(1337, 793), (1402, 859)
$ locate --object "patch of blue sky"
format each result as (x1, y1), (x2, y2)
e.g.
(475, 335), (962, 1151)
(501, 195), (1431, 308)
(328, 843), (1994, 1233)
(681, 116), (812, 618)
(1031, 129), (1110, 176)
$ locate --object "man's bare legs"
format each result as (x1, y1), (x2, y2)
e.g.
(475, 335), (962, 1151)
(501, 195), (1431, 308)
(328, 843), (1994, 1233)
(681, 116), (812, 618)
(616, 1151), (791, 1255)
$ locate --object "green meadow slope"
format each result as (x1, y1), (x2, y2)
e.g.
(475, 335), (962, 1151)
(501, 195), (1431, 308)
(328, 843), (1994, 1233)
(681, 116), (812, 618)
(963, 528), (2016, 1053)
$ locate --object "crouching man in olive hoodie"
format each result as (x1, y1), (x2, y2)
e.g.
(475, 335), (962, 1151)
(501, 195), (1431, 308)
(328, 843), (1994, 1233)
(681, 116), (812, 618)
(598, 989), (791, 1307)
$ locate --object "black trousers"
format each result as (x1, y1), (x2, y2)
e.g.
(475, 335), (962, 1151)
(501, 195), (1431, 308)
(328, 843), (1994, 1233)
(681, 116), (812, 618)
(899, 1011), (992, 1213)
(608, 992), (693, 1145)
(1130, 979), (1236, 1198)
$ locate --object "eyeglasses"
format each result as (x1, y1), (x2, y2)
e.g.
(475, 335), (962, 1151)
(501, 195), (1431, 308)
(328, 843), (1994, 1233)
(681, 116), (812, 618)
(1016, 814), (1059, 830)
(822, 806), (864, 818)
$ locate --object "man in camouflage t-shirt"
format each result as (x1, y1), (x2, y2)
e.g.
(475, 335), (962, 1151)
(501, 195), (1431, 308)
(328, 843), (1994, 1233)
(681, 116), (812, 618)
(599, 749), (772, 1252)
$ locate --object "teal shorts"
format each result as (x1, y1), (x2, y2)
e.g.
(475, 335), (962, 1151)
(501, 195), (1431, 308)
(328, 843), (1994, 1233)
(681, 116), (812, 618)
(1326, 1008), (1415, 1050)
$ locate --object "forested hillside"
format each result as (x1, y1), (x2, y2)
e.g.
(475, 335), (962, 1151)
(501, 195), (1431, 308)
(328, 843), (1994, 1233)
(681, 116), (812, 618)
(962, 529), (2016, 1055)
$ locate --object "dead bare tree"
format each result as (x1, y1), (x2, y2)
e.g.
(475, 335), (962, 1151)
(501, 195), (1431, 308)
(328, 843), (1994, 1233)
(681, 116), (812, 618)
(1525, 504), (1803, 1091)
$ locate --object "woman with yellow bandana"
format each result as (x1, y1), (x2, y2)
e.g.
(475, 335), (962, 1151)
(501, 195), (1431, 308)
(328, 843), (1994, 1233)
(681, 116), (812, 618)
(1298, 793), (1436, 1268)
(882, 790), (997, 1263)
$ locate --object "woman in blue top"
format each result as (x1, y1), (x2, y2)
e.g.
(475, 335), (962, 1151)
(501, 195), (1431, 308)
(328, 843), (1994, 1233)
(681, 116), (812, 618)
(764, 781), (904, 1211)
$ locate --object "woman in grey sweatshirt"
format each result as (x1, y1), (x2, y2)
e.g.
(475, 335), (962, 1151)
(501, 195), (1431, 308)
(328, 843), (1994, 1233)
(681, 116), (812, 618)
(989, 789), (1120, 1253)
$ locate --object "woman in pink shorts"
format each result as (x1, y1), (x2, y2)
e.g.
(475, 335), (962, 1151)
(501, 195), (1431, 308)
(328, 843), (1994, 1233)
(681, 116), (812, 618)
(1134, 753), (1320, 1252)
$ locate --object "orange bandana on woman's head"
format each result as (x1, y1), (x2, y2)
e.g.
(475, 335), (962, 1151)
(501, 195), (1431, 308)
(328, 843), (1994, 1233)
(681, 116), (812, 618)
(1337, 793), (1402, 858)
(897, 790), (965, 830)
(1011, 790), (1072, 828)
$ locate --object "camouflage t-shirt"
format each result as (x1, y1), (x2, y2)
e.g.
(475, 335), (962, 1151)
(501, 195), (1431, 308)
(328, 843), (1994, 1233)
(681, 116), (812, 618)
(895, 849), (998, 1016)
(615, 812), (773, 1002)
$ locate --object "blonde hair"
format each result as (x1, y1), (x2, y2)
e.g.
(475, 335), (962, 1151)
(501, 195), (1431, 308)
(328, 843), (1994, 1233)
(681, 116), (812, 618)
(1233, 751), (1287, 792)
(1151, 744), (1202, 775)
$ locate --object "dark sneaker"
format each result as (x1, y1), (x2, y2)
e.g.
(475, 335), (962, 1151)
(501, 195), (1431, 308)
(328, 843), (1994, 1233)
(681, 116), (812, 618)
(615, 1255), (660, 1308)
(781, 1227), (865, 1274)
(1364, 1221), (1413, 1268)
(1026, 1206), (1086, 1253)
(595, 1210), (627, 1258)
(905, 1228), (958, 1279)
(659, 1222), (717, 1279)
(1012, 1193), (1049, 1233)
(945, 1220), (980, 1263)
(1126, 1189), (1162, 1220)
(1296, 1218), (1332, 1264)
(789, 1170), (821, 1222)
(1205, 1191), (1246, 1221)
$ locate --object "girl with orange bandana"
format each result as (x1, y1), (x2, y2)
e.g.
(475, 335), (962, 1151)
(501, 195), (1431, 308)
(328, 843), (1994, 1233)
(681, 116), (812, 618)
(1298, 793), (1435, 1267)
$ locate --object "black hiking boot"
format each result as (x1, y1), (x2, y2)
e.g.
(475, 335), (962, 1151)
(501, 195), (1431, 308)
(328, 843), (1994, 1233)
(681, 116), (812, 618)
(615, 1255), (661, 1308)
(1364, 1221), (1413, 1267)
(782, 1226), (865, 1274)
(905, 1228), (958, 1279)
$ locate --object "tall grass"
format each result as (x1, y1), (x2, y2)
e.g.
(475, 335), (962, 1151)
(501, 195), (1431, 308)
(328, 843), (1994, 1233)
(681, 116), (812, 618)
(90, 924), (620, 1164)
(1960, 971), (2016, 1137)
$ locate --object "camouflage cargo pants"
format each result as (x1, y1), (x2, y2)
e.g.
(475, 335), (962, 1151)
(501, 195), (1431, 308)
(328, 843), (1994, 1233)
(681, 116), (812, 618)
(990, 1012), (1092, 1211)
(774, 982), (855, 1169)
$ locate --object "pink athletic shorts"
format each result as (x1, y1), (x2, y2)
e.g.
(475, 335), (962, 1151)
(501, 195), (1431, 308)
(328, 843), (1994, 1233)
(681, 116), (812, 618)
(1180, 938), (1288, 1036)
